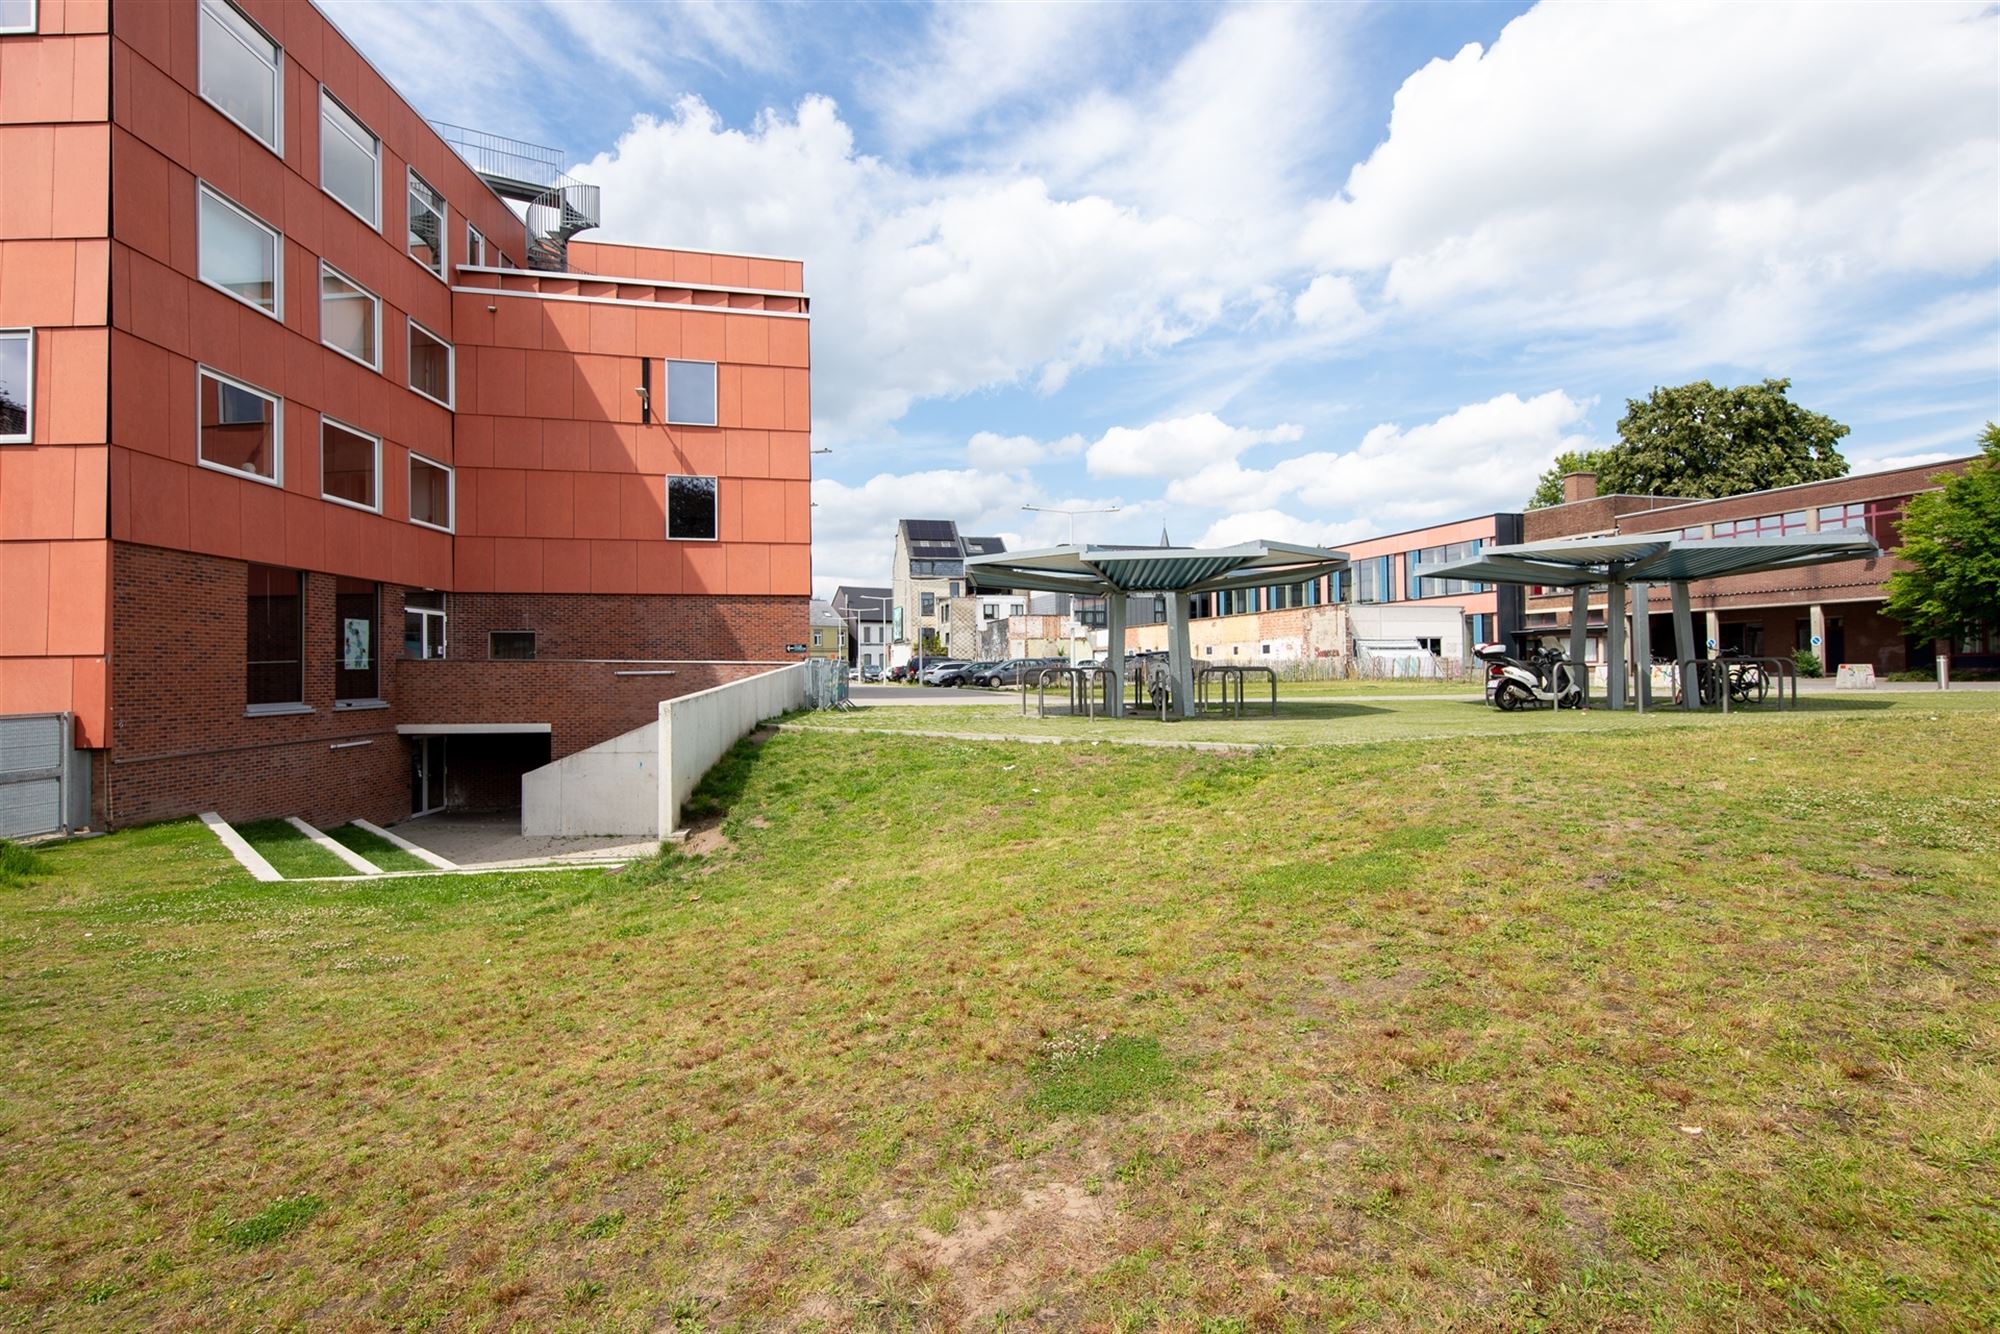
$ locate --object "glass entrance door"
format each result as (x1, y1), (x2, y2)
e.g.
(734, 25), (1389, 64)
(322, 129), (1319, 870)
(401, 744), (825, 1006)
(410, 736), (446, 815)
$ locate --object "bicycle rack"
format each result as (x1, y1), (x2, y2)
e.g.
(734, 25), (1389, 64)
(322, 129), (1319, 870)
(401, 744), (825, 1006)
(1672, 656), (1799, 711)
(1196, 665), (1278, 717)
(1030, 666), (1119, 719)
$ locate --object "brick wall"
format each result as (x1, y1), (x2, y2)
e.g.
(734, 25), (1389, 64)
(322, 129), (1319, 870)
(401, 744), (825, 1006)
(445, 592), (806, 662)
(1524, 494), (1695, 541)
(104, 542), (798, 829)
(395, 659), (776, 757)
(107, 543), (416, 827)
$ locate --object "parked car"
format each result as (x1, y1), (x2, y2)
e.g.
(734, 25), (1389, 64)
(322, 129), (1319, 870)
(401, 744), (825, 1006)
(931, 660), (1001, 688)
(861, 665), (881, 682)
(918, 660), (971, 686)
(978, 657), (1066, 687)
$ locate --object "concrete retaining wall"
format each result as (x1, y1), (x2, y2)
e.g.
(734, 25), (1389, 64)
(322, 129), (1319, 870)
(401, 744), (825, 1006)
(520, 721), (661, 837)
(659, 663), (809, 838)
(520, 663), (807, 839)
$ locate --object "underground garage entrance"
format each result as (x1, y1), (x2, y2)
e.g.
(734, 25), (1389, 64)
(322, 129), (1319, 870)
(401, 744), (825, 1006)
(398, 725), (552, 818)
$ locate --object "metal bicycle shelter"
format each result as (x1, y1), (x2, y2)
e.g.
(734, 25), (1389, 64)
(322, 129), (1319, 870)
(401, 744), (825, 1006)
(1424, 532), (1878, 711)
(970, 540), (1350, 720)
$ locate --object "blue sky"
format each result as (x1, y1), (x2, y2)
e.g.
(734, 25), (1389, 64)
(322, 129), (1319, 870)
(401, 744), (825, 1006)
(323, 0), (2000, 595)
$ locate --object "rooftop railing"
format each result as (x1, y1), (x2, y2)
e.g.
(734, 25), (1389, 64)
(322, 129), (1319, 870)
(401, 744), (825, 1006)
(431, 121), (566, 190)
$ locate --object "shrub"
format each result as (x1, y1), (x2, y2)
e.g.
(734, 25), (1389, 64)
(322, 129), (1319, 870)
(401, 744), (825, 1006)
(1793, 650), (1824, 678)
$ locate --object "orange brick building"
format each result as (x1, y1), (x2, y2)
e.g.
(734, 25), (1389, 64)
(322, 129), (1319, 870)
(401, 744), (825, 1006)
(0, 0), (811, 832)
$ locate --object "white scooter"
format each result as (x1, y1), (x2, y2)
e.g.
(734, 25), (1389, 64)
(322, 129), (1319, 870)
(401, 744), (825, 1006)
(1474, 642), (1584, 711)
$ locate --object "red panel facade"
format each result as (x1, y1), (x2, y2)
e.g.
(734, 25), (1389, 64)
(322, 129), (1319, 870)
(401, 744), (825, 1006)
(0, 0), (813, 830)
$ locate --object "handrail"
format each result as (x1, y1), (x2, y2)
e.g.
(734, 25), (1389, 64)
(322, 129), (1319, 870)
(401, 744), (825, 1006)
(432, 121), (567, 187)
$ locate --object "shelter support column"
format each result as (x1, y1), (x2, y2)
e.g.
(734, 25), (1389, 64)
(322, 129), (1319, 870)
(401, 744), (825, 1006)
(1570, 587), (1590, 703)
(1165, 593), (1197, 720)
(1605, 581), (1627, 710)
(1809, 604), (1827, 664)
(1630, 582), (1653, 710)
(1671, 581), (1698, 711)
(1105, 594), (1127, 717)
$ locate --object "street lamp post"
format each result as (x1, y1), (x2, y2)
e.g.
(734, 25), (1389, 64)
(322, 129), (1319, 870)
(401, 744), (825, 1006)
(1021, 502), (1121, 547)
(1022, 504), (1120, 664)
(846, 591), (896, 680)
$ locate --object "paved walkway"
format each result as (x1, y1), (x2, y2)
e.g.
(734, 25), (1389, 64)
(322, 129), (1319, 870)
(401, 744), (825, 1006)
(387, 812), (657, 870)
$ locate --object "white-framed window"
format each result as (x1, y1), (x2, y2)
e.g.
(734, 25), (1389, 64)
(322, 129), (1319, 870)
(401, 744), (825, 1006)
(196, 365), (280, 484)
(664, 359), (717, 426)
(0, 329), (31, 443)
(196, 182), (281, 318)
(666, 474), (718, 541)
(319, 263), (379, 369)
(407, 169), (445, 279)
(409, 454), (453, 532)
(403, 590), (446, 660)
(319, 88), (379, 228)
(320, 416), (379, 512)
(1, 0), (38, 34)
(407, 320), (452, 408)
(465, 223), (486, 268)
(198, 0), (280, 155)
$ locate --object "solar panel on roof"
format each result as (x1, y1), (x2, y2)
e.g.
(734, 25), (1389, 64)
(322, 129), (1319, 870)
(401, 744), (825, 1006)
(903, 520), (958, 542)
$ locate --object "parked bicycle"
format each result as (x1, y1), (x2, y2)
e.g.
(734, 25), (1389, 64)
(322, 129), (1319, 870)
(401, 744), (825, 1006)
(1670, 649), (1769, 707)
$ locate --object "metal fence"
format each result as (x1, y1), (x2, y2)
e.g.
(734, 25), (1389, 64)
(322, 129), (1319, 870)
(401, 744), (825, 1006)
(0, 713), (87, 839)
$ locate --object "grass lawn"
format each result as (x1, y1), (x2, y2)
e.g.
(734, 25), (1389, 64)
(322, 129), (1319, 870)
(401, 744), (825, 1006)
(326, 823), (437, 874)
(801, 689), (1997, 750)
(230, 818), (358, 879)
(1, 704), (1996, 1330)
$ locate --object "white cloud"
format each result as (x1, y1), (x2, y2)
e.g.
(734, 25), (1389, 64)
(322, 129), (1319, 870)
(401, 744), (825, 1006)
(1164, 390), (1603, 529)
(807, 467), (1133, 595)
(1303, 2), (2000, 352)
(571, 4), (1358, 442)
(864, 3), (1118, 152)
(965, 430), (1085, 471)
(1085, 413), (1304, 480)
(583, 97), (1229, 439)
(1293, 274), (1368, 331)
(1194, 509), (1332, 549)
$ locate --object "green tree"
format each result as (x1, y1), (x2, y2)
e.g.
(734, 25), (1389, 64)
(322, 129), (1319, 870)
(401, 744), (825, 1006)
(1528, 448), (1607, 508)
(1883, 425), (2000, 643)
(1527, 379), (1850, 507)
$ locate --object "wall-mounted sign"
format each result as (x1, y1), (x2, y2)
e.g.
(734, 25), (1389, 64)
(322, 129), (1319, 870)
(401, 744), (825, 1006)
(786, 643), (808, 653)
(1810, 635), (1823, 647)
(1705, 637), (1716, 649)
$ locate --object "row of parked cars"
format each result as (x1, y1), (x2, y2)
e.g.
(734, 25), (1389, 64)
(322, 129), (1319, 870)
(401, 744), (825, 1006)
(885, 657), (1077, 688)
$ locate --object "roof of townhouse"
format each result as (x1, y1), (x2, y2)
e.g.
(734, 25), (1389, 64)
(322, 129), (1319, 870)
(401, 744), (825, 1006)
(896, 521), (1008, 560)
(832, 585), (892, 617)
(808, 600), (845, 627)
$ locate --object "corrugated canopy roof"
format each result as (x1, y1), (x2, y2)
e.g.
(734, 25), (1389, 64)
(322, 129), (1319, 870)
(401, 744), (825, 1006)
(966, 541), (1349, 596)
(1423, 532), (1879, 588)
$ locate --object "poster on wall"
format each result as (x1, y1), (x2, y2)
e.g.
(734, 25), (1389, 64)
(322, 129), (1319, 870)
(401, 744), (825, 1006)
(343, 618), (371, 670)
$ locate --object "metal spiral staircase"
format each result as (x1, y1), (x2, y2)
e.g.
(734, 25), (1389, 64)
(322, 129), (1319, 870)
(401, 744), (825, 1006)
(431, 122), (601, 271)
